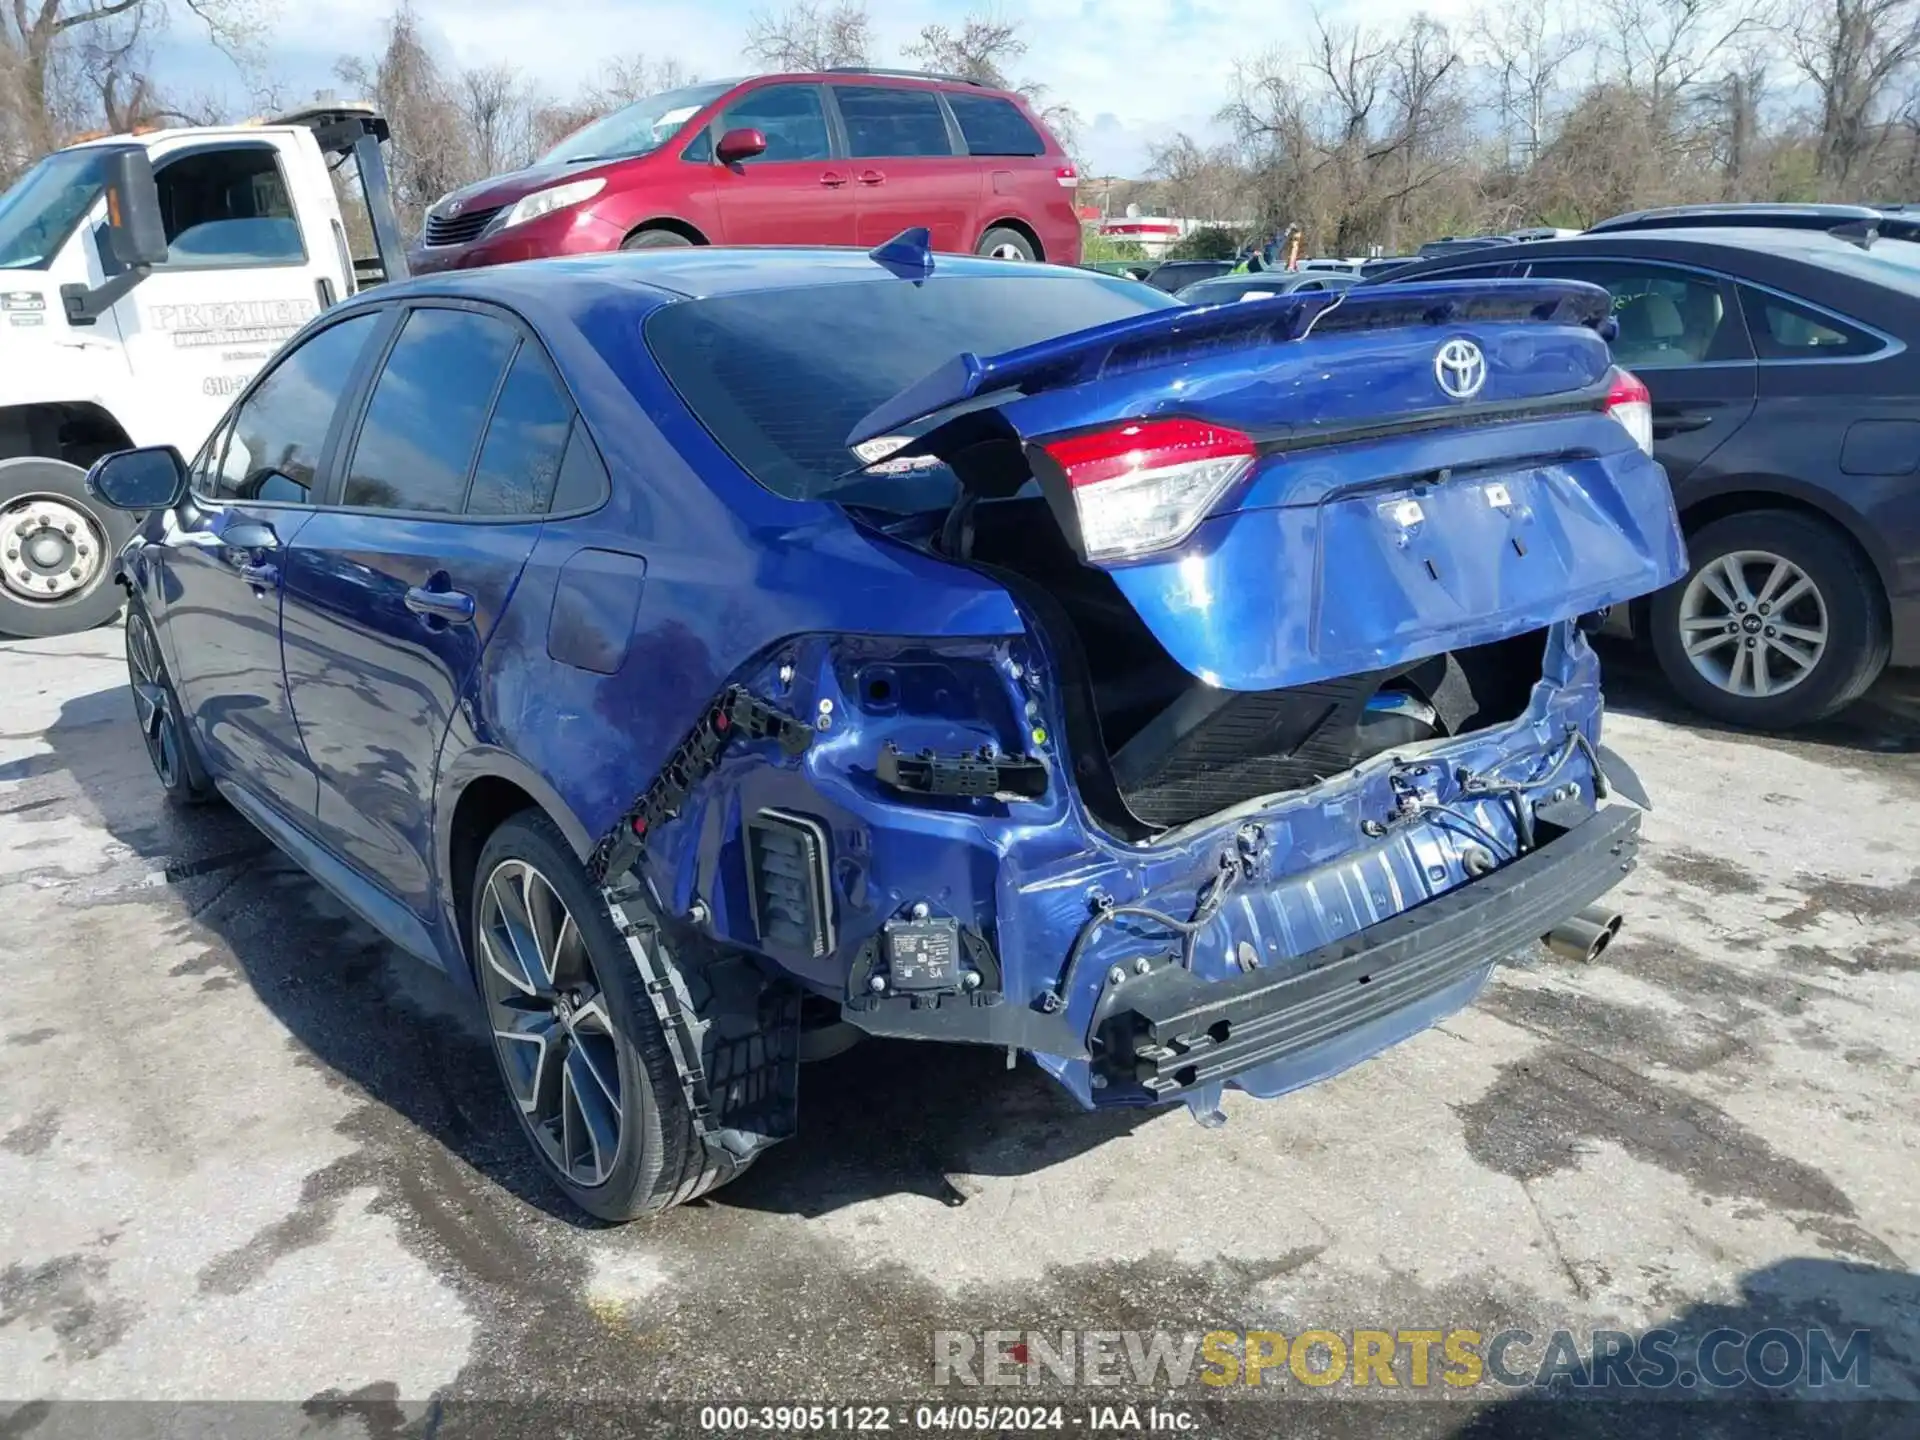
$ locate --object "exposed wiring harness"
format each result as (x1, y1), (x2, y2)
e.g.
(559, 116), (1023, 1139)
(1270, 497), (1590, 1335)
(1062, 851), (1247, 987)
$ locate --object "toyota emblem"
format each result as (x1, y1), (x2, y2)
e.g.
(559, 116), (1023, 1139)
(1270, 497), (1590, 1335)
(1434, 338), (1487, 401)
(448, 199), (463, 215)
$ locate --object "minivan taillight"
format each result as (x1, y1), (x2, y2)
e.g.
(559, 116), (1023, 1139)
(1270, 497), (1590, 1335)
(1604, 368), (1654, 456)
(1038, 419), (1255, 562)
(1056, 164), (1079, 189)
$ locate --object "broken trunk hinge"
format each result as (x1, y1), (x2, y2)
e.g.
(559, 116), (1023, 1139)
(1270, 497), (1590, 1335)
(600, 877), (799, 1167)
(586, 685), (815, 885)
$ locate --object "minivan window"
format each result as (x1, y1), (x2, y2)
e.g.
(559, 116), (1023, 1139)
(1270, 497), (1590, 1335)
(645, 275), (1177, 508)
(832, 87), (953, 158)
(539, 82), (732, 164)
(204, 312), (380, 503)
(717, 85), (832, 163)
(343, 309), (517, 513)
(467, 345), (574, 515)
(947, 94), (1045, 157)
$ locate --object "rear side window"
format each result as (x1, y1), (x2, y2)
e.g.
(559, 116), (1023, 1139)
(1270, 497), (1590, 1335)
(1738, 286), (1881, 360)
(644, 275), (1176, 508)
(947, 94), (1045, 157)
(343, 308), (517, 513)
(833, 87), (953, 158)
(205, 312), (379, 503)
(716, 85), (831, 163)
(468, 345), (574, 515)
(1532, 261), (1745, 368)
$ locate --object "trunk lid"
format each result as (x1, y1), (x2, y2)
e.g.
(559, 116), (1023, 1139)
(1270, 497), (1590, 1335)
(851, 279), (1688, 691)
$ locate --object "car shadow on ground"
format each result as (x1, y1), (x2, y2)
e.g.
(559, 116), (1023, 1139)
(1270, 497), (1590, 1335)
(1591, 638), (1920, 758)
(28, 682), (1150, 1228)
(1445, 1256), (1919, 1439)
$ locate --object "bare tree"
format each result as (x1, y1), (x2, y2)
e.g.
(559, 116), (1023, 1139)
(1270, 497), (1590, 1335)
(1788, 0), (1920, 185)
(744, 1), (870, 72)
(1472, 0), (1588, 167)
(459, 63), (533, 177)
(905, 12), (1026, 87)
(335, 2), (467, 232)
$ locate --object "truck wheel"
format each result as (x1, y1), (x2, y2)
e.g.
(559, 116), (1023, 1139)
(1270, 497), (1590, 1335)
(125, 603), (216, 806)
(978, 226), (1038, 262)
(1649, 509), (1888, 730)
(472, 811), (746, 1220)
(0, 458), (134, 639)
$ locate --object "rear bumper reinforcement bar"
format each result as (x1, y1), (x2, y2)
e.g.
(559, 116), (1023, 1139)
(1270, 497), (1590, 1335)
(1094, 803), (1642, 1095)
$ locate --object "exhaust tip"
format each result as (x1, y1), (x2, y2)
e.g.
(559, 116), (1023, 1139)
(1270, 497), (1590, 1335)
(1541, 910), (1625, 964)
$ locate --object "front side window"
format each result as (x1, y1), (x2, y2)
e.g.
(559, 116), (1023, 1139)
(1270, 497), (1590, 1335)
(204, 312), (381, 503)
(0, 147), (115, 270)
(716, 85), (832, 163)
(1739, 286), (1881, 360)
(343, 309), (517, 513)
(1529, 260), (1744, 368)
(832, 87), (953, 159)
(155, 147), (304, 267)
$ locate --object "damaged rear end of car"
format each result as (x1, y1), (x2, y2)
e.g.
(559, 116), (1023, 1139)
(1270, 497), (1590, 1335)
(596, 266), (1686, 1147)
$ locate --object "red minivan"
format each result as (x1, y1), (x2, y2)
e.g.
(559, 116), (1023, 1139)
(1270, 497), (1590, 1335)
(408, 69), (1082, 273)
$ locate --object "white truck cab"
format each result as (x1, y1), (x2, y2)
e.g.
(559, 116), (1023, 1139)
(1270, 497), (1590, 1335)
(0, 106), (406, 636)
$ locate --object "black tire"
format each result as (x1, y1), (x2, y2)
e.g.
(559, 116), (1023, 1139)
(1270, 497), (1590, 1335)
(125, 602), (216, 806)
(621, 228), (694, 250)
(977, 226), (1038, 262)
(1649, 509), (1889, 730)
(0, 458), (134, 639)
(471, 811), (742, 1220)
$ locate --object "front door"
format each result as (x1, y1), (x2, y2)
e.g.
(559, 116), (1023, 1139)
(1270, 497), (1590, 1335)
(111, 137), (343, 453)
(280, 302), (575, 925)
(1523, 257), (1758, 484)
(707, 83), (855, 246)
(161, 308), (385, 819)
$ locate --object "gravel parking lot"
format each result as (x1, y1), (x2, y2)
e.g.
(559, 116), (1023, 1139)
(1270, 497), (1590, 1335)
(1, 627), (1915, 1437)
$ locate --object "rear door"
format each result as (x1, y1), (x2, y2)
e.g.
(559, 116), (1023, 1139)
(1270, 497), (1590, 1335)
(1519, 257), (1757, 485)
(829, 84), (973, 253)
(707, 83), (854, 246)
(946, 91), (1061, 254)
(280, 301), (573, 926)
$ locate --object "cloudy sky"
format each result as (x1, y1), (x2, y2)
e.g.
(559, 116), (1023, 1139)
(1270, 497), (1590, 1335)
(146, 0), (1469, 177)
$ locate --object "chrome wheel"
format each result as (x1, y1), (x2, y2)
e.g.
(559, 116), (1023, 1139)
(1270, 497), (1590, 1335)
(1676, 548), (1829, 699)
(478, 859), (624, 1187)
(2, 495), (106, 602)
(126, 612), (181, 789)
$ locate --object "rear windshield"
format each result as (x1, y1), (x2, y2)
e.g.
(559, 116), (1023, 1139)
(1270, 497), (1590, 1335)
(645, 275), (1176, 510)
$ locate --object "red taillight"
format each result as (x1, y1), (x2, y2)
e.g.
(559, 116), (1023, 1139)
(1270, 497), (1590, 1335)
(1604, 367), (1654, 456)
(1037, 418), (1256, 562)
(1056, 164), (1079, 189)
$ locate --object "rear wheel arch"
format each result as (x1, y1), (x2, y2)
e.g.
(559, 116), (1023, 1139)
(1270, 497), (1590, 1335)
(436, 756), (595, 980)
(622, 218), (708, 248)
(979, 217), (1043, 261)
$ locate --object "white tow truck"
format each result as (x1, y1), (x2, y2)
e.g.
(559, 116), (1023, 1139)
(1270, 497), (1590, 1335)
(0, 105), (407, 636)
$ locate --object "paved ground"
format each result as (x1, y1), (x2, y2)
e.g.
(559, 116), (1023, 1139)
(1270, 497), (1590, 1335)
(0, 626), (1916, 1437)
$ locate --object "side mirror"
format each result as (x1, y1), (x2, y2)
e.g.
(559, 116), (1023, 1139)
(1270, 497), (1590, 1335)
(715, 127), (768, 166)
(102, 149), (168, 268)
(87, 447), (188, 512)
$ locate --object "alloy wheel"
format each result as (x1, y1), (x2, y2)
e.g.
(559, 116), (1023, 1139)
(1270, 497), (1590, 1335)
(989, 241), (1027, 260)
(477, 859), (624, 1187)
(126, 613), (182, 789)
(1676, 548), (1829, 700)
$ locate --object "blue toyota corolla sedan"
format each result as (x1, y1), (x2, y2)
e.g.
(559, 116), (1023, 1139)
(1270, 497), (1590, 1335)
(89, 239), (1685, 1219)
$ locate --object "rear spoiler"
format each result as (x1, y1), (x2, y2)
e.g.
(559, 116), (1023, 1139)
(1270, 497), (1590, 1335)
(847, 278), (1613, 448)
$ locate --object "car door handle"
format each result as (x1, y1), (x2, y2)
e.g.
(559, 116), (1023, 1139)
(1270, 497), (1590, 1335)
(1652, 408), (1717, 437)
(857, 170), (886, 186)
(405, 586), (476, 624)
(238, 561), (279, 591)
(819, 171), (850, 188)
